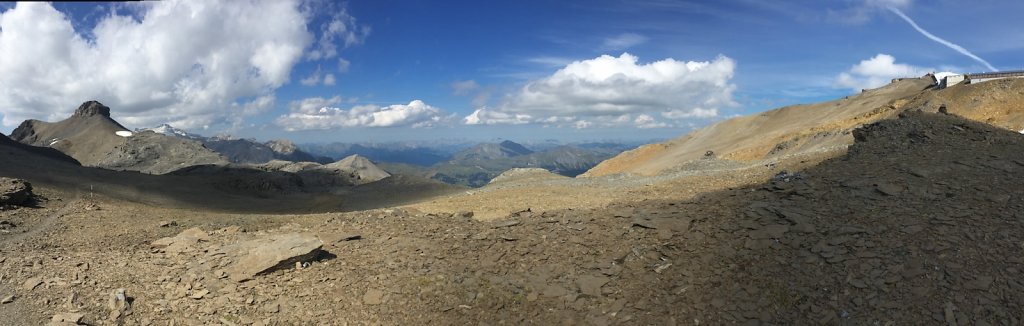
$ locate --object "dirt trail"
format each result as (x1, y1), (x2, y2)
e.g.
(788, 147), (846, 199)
(0, 193), (80, 245)
(0, 191), (79, 325)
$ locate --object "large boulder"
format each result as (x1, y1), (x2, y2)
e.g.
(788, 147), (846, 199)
(224, 233), (323, 282)
(0, 177), (33, 206)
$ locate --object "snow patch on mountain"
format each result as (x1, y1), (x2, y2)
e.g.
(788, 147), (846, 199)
(142, 124), (201, 139)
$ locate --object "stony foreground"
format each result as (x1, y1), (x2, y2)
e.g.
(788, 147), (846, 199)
(1, 111), (1023, 325)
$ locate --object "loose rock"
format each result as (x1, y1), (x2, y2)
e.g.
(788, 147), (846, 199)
(150, 227), (210, 254)
(363, 289), (385, 305)
(576, 275), (610, 297)
(964, 276), (993, 290)
(22, 276), (42, 291)
(108, 288), (129, 321)
(493, 220), (521, 228)
(191, 289), (210, 300)
(50, 312), (85, 324)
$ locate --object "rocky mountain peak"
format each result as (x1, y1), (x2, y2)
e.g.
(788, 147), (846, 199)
(497, 140), (533, 156)
(73, 101), (111, 118)
(266, 139), (298, 154)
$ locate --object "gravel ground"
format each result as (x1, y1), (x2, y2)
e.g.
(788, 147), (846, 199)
(1, 112), (1022, 325)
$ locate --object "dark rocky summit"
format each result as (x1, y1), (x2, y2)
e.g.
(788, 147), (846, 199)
(72, 100), (111, 118)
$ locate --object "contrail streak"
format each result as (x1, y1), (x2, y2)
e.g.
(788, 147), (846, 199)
(887, 7), (998, 72)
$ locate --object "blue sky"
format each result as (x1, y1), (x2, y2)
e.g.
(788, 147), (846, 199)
(0, 0), (1021, 143)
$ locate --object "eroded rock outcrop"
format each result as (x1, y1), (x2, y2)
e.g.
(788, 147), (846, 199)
(0, 177), (33, 206)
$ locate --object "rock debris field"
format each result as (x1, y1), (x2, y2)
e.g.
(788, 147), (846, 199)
(1, 112), (1023, 325)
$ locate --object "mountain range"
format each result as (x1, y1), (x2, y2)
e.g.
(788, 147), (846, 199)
(14, 75), (1020, 191)
(4, 74), (1024, 325)
(300, 142), (464, 166)
(144, 125), (329, 164)
(378, 140), (628, 187)
(132, 116), (624, 187)
(6, 101), (392, 191)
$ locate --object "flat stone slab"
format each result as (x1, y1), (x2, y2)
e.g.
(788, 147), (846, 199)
(150, 227), (210, 254)
(225, 233), (323, 282)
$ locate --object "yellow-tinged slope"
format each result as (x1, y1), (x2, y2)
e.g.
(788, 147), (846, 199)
(583, 77), (936, 177)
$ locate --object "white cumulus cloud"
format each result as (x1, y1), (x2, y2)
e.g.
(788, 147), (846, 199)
(289, 96), (343, 113)
(0, 1), (361, 129)
(662, 107), (718, 119)
(634, 114), (670, 129)
(561, 114), (667, 129)
(463, 108), (532, 125)
(833, 54), (932, 92)
(277, 99), (452, 130)
(465, 53), (735, 128)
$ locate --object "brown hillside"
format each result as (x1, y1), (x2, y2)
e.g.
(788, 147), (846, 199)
(901, 78), (1024, 131)
(10, 101), (229, 174)
(11, 101), (132, 165)
(582, 77), (933, 177)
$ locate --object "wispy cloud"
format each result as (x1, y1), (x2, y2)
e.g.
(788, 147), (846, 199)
(527, 56), (574, 68)
(304, 2), (370, 61)
(300, 66), (323, 86)
(828, 0), (998, 72)
(452, 79), (494, 108)
(450, 80), (479, 96)
(602, 33), (648, 50)
(886, 7), (997, 72)
(337, 58), (351, 73)
(300, 66), (338, 86)
(828, 0), (912, 24)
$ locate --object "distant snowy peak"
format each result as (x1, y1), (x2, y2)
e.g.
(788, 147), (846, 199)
(141, 124), (201, 139)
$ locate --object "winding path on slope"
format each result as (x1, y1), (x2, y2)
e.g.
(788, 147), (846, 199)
(0, 192), (81, 324)
(0, 192), (82, 245)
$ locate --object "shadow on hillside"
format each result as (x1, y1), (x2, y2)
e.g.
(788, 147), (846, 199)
(376, 112), (1024, 324)
(590, 112), (1024, 324)
(0, 149), (462, 214)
